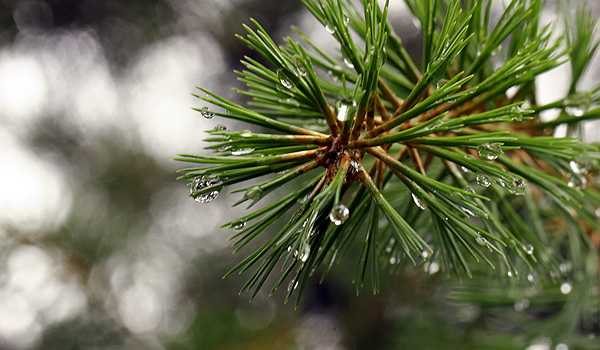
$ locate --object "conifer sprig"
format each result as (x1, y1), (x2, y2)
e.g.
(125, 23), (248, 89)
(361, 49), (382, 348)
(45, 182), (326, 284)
(176, 0), (600, 317)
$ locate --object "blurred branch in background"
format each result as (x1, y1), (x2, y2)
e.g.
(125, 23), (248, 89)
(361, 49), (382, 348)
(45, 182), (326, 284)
(0, 1), (599, 350)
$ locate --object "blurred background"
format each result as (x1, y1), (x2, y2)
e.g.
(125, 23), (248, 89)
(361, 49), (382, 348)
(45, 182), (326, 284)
(0, 1), (599, 349)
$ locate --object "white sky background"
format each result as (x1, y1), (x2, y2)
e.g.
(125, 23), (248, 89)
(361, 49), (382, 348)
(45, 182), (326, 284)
(0, 0), (599, 348)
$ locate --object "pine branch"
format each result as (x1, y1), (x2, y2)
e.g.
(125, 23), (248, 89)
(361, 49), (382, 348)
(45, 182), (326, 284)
(175, 0), (600, 333)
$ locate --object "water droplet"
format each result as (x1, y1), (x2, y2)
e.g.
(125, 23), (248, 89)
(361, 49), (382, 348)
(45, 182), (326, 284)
(507, 270), (515, 278)
(411, 193), (427, 210)
(231, 148), (254, 155)
(329, 204), (350, 225)
(476, 173), (491, 188)
(378, 48), (387, 68)
(427, 58), (447, 78)
(277, 69), (294, 89)
(460, 206), (475, 217)
(514, 298), (530, 312)
(298, 195), (310, 204)
(299, 243), (310, 262)
(343, 15), (350, 26)
(478, 142), (503, 161)
(595, 208), (600, 217)
(191, 176), (223, 203)
(343, 57), (354, 69)
(389, 257), (397, 264)
(325, 22), (335, 34)
(239, 130), (252, 138)
(385, 246), (392, 253)
(567, 174), (586, 190)
(523, 244), (534, 255)
(463, 186), (475, 193)
(218, 144), (231, 152)
(200, 106), (215, 119)
(507, 177), (527, 195)
(510, 106), (524, 121)
(293, 55), (307, 77)
(213, 124), (228, 131)
(232, 221), (246, 230)
(560, 282), (572, 295)
(436, 79), (448, 90)
(475, 235), (488, 246)
(287, 280), (298, 292)
(556, 343), (569, 350)
(565, 106), (585, 117)
(461, 166), (470, 173)
(527, 273), (536, 283)
(421, 250), (430, 259)
(245, 186), (263, 201)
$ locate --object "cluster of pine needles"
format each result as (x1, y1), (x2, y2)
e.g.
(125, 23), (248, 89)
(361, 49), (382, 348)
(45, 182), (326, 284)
(176, 1), (600, 330)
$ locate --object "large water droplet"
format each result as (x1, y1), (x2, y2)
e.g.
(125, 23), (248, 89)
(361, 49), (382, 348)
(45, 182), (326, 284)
(475, 234), (488, 246)
(239, 130), (252, 137)
(567, 174), (587, 190)
(476, 173), (491, 188)
(232, 221), (246, 230)
(231, 148), (254, 156)
(343, 57), (354, 69)
(213, 124), (228, 131)
(378, 47), (387, 68)
(565, 106), (585, 117)
(460, 206), (475, 217)
(245, 185), (263, 201)
(325, 22), (335, 34)
(218, 144), (231, 152)
(293, 55), (307, 77)
(436, 79), (448, 90)
(277, 69), (294, 89)
(191, 176), (223, 203)
(411, 193), (427, 210)
(298, 243), (310, 262)
(523, 244), (534, 255)
(560, 282), (572, 295)
(507, 177), (527, 195)
(329, 204), (350, 225)
(426, 58), (443, 75)
(287, 280), (298, 292)
(200, 106), (215, 119)
(478, 142), (503, 161)
(343, 14), (350, 26)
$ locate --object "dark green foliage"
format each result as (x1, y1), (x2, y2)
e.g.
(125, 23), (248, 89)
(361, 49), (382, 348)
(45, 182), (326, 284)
(176, 1), (600, 340)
